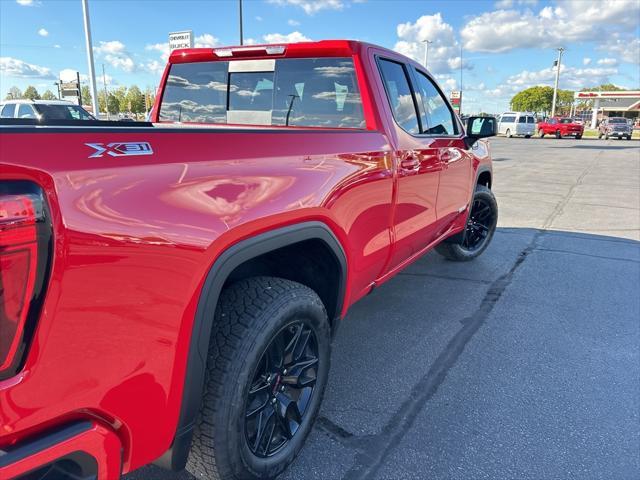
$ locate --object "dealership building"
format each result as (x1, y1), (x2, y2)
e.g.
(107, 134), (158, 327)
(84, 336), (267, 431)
(574, 90), (640, 128)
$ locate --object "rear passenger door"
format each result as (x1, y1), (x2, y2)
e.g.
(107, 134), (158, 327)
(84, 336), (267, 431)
(376, 58), (442, 270)
(410, 68), (473, 231)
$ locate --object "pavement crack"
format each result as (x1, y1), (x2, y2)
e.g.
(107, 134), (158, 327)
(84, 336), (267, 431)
(342, 234), (540, 480)
(535, 247), (640, 263)
(397, 272), (491, 284)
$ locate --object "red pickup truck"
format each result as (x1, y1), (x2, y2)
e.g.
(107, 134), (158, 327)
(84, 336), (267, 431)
(0, 40), (497, 480)
(537, 117), (584, 139)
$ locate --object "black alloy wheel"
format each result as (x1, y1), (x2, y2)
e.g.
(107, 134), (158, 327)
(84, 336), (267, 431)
(245, 321), (319, 458)
(461, 196), (495, 253)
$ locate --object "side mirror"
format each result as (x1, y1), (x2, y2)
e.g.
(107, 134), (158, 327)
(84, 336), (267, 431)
(465, 116), (496, 148)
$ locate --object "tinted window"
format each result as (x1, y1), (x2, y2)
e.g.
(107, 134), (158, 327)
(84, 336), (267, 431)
(0, 104), (14, 118)
(378, 59), (419, 134)
(159, 57), (365, 128)
(160, 61), (228, 123)
(272, 58), (364, 128)
(559, 118), (573, 124)
(17, 104), (36, 119)
(518, 116), (527, 123)
(609, 118), (626, 124)
(501, 116), (516, 123)
(413, 70), (457, 135)
(35, 104), (94, 120)
(527, 116), (535, 123)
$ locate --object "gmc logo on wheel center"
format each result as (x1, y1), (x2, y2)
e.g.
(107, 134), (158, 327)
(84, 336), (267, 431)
(86, 142), (153, 158)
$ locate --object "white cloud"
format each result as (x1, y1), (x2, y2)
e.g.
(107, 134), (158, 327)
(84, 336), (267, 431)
(37, 28), (48, 37)
(141, 60), (164, 76)
(59, 69), (115, 86)
(288, 19), (301, 26)
(94, 40), (135, 72)
(506, 64), (618, 90)
(194, 33), (220, 48)
(602, 36), (640, 64)
(255, 15), (263, 21)
(393, 14), (471, 75)
(16, 0), (38, 6)
(462, 0), (640, 53)
(583, 57), (591, 65)
(597, 57), (618, 66)
(146, 42), (170, 61)
(268, 0), (344, 15)
(0, 56), (54, 79)
(263, 31), (311, 43)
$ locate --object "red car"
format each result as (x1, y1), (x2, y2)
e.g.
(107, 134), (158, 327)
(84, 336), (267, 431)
(0, 40), (497, 480)
(537, 117), (584, 139)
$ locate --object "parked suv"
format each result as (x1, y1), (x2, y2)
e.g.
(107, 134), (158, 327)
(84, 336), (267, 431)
(0, 40), (498, 480)
(497, 112), (535, 138)
(0, 99), (95, 121)
(598, 117), (633, 140)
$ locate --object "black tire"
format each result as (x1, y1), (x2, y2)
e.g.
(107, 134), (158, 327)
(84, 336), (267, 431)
(506, 128), (512, 138)
(598, 132), (603, 139)
(605, 133), (609, 140)
(575, 134), (582, 140)
(187, 277), (331, 480)
(524, 134), (531, 138)
(436, 185), (498, 262)
(627, 135), (632, 140)
(555, 130), (562, 139)
(539, 130), (545, 138)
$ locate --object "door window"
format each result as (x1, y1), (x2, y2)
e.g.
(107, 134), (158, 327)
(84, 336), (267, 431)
(17, 104), (36, 119)
(377, 59), (420, 135)
(1, 104), (15, 118)
(412, 70), (458, 135)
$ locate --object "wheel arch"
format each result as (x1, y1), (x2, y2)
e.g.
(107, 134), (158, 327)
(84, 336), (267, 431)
(476, 167), (492, 189)
(155, 221), (347, 471)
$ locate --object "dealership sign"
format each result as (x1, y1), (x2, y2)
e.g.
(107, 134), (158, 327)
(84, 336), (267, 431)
(169, 30), (194, 51)
(450, 90), (461, 113)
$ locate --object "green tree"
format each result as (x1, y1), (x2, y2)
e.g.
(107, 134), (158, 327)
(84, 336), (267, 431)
(41, 89), (57, 100)
(125, 85), (145, 114)
(112, 86), (128, 113)
(5, 86), (22, 100)
(23, 85), (41, 100)
(106, 93), (120, 114)
(81, 85), (92, 106)
(511, 85), (575, 116)
(582, 83), (625, 92)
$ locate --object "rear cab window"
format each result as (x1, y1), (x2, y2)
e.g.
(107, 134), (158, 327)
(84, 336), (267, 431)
(159, 57), (365, 128)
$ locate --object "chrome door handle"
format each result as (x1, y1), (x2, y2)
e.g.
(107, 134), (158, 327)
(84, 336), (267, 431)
(400, 156), (420, 171)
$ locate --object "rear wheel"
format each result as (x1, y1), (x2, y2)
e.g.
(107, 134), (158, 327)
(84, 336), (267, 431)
(627, 135), (632, 140)
(575, 134), (582, 140)
(605, 133), (609, 140)
(524, 134), (531, 138)
(506, 128), (512, 138)
(186, 277), (330, 480)
(598, 132), (603, 139)
(436, 185), (498, 262)
(538, 130), (545, 138)
(555, 130), (562, 139)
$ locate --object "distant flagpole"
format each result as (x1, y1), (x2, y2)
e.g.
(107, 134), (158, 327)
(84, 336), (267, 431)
(81, 0), (99, 117)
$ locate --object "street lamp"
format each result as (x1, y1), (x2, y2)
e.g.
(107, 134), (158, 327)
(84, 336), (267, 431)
(422, 39), (433, 70)
(551, 47), (565, 117)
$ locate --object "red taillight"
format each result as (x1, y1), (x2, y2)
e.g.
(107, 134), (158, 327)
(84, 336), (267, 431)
(0, 185), (50, 376)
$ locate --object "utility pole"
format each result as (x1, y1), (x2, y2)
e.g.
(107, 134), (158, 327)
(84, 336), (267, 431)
(102, 63), (109, 120)
(422, 39), (432, 70)
(239, 0), (244, 45)
(551, 47), (565, 117)
(81, 0), (99, 117)
(459, 43), (463, 115)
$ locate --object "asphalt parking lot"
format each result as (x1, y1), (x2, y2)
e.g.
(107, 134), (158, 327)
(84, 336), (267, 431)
(128, 136), (640, 480)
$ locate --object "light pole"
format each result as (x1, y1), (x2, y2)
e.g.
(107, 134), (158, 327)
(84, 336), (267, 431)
(239, 0), (244, 45)
(551, 47), (565, 118)
(422, 39), (432, 70)
(81, 0), (99, 117)
(102, 63), (109, 120)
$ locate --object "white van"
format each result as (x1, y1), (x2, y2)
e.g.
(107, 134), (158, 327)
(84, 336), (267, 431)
(498, 112), (536, 138)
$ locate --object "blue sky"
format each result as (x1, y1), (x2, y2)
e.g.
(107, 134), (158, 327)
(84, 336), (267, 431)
(1, 0), (639, 113)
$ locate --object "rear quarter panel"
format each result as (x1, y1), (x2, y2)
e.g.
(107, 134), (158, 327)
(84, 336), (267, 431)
(0, 127), (393, 471)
